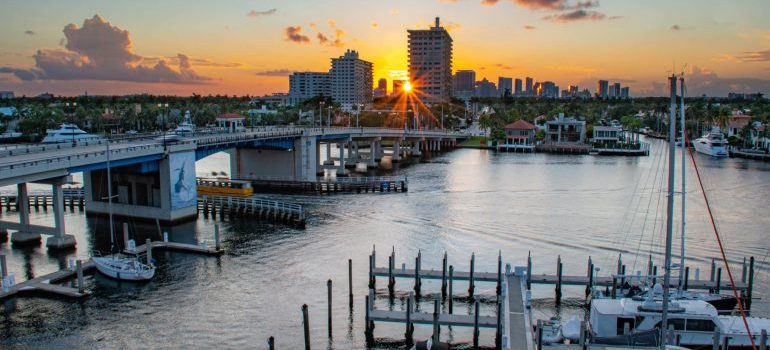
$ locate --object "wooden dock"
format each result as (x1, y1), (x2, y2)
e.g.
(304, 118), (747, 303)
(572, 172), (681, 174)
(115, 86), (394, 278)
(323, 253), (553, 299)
(368, 308), (498, 328)
(198, 195), (306, 228)
(241, 175), (408, 194)
(0, 187), (85, 213)
(126, 239), (224, 256)
(508, 273), (533, 350)
(0, 259), (95, 301)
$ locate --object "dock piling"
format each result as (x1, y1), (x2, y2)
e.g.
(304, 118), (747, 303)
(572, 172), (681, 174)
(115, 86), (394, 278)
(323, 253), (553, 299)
(405, 292), (414, 347)
(432, 298), (440, 344)
(268, 336), (275, 350)
(448, 265), (454, 314)
(495, 298), (502, 349)
(469, 253), (475, 299)
(555, 255), (563, 304)
(388, 256), (394, 297)
(537, 319), (544, 350)
(742, 257), (747, 284)
(748, 256), (755, 310)
(760, 329), (767, 350)
(579, 321), (586, 347)
(527, 251), (532, 290)
(710, 258), (716, 282)
(365, 292), (374, 346)
(0, 254), (6, 278)
(496, 251), (502, 297)
(712, 328), (720, 350)
(648, 254), (653, 277)
(473, 300), (480, 349)
(368, 254), (374, 289)
(620, 265), (626, 287)
(301, 304), (311, 350)
(586, 261), (594, 299)
(76, 260), (84, 294)
(684, 266), (690, 290)
(146, 239), (153, 265)
(617, 253), (622, 277)
(414, 251), (421, 296)
(327, 279), (332, 338)
(123, 222), (130, 249)
(214, 224), (220, 251)
(441, 251), (447, 300)
(715, 268), (722, 293)
(348, 258), (353, 309)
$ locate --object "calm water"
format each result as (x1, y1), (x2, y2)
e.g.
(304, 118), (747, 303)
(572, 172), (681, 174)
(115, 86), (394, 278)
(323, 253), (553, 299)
(1, 136), (769, 349)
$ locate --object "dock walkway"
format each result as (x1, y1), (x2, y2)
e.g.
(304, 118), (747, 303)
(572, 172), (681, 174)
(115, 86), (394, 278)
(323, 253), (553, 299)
(0, 260), (95, 300)
(198, 195), (306, 228)
(508, 273), (532, 350)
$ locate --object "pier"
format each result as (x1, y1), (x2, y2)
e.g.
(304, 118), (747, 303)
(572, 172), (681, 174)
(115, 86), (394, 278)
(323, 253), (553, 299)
(0, 257), (94, 300)
(198, 195), (306, 228)
(242, 175), (408, 194)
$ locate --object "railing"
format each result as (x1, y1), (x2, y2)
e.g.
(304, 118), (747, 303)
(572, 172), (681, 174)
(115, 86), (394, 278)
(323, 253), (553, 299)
(200, 195), (304, 220)
(320, 175), (407, 184)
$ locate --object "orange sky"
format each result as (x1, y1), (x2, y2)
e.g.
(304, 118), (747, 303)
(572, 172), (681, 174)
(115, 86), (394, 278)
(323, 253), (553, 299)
(0, 0), (769, 97)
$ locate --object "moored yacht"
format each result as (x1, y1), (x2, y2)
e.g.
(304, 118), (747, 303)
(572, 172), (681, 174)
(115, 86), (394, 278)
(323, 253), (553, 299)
(173, 111), (195, 134)
(693, 130), (727, 157)
(41, 123), (102, 143)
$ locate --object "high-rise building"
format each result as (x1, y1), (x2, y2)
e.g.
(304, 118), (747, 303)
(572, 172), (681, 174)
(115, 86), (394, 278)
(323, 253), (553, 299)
(408, 17), (453, 103)
(597, 80), (609, 98)
(620, 86), (630, 99)
(452, 70), (476, 99)
(498, 77), (513, 97)
(392, 80), (406, 96)
(538, 81), (558, 98)
(330, 50), (373, 110)
(612, 83), (621, 98)
(525, 77), (534, 96)
(514, 79), (523, 96)
(476, 78), (497, 98)
(288, 72), (330, 106)
(374, 78), (388, 98)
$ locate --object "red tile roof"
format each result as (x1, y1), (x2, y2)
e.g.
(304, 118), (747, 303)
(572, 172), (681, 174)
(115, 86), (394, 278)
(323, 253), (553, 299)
(217, 113), (243, 119)
(504, 119), (536, 130)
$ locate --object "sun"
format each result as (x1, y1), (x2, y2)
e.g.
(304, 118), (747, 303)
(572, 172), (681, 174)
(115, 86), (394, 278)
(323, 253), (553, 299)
(404, 81), (412, 92)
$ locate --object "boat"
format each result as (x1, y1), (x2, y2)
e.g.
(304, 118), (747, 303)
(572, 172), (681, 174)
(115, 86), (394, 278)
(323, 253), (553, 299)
(196, 178), (253, 197)
(561, 315), (582, 343)
(693, 129), (727, 157)
(174, 111), (195, 134)
(92, 141), (155, 281)
(41, 123), (102, 143)
(538, 317), (564, 344)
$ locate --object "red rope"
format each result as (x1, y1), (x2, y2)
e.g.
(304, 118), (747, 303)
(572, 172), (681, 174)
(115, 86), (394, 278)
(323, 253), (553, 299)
(684, 131), (757, 350)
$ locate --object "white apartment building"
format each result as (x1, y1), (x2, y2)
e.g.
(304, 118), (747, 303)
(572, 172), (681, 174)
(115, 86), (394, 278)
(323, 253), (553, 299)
(288, 72), (330, 106)
(329, 50), (373, 111)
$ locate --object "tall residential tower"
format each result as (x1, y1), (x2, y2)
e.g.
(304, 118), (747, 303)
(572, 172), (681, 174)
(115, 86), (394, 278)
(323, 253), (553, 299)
(408, 17), (453, 103)
(330, 50), (373, 110)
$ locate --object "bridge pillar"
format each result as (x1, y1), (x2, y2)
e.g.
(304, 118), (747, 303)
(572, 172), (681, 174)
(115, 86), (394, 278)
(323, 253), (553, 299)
(323, 142), (334, 165)
(294, 136), (318, 182)
(367, 140), (377, 168)
(373, 140), (382, 162)
(10, 183), (41, 246)
(337, 142), (346, 176)
(411, 140), (422, 157)
(46, 181), (76, 250)
(392, 138), (402, 163)
(346, 141), (358, 167)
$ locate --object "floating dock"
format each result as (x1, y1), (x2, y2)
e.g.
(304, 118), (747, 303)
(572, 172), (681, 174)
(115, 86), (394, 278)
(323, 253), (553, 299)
(0, 258), (94, 300)
(198, 195), (306, 228)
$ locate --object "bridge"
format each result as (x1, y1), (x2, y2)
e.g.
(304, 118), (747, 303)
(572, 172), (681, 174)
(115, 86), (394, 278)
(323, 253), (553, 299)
(0, 127), (467, 251)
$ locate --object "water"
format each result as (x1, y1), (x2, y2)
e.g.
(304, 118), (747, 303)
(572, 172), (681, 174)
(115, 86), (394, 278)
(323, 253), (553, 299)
(1, 136), (769, 349)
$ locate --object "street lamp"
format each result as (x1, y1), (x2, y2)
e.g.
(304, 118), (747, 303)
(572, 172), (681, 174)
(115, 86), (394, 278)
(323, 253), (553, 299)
(327, 106), (332, 127)
(158, 103), (169, 151)
(319, 101), (325, 127)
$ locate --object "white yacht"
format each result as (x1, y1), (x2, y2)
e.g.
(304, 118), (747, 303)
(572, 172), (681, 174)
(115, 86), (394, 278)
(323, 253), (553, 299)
(173, 111), (195, 134)
(590, 295), (770, 348)
(41, 123), (101, 143)
(693, 130), (727, 157)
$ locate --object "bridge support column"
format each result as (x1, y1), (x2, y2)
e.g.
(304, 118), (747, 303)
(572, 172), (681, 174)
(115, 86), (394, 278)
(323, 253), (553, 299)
(411, 140), (422, 157)
(11, 183), (41, 246)
(46, 181), (76, 250)
(367, 141), (377, 168)
(392, 138), (402, 163)
(337, 142), (346, 176)
(324, 142), (334, 165)
(374, 140), (382, 162)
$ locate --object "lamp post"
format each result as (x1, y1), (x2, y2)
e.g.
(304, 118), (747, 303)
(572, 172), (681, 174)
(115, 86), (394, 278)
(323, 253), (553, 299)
(319, 101), (325, 127)
(327, 106), (332, 127)
(158, 103), (169, 151)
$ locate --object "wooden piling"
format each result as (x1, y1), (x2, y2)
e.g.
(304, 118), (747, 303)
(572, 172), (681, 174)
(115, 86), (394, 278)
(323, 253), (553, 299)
(365, 293), (374, 346)
(473, 300), (480, 349)
(579, 321), (586, 348)
(368, 254), (374, 289)
(268, 336), (275, 350)
(214, 224), (220, 251)
(710, 258), (716, 282)
(742, 257), (748, 284)
(76, 260), (84, 293)
(684, 266), (690, 290)
(146, 239), (153, 265)
(302, 304), (311, 350)
(469, 253), (475, 298)
(449, 265), (454, 314)
(556, 255), (563, 304)
(712, 327), (720, 350)
(527, 251), (532, 290)
(441, 251), (448, 300)
(388, 256), (394, 297)
(620, 265), (626, 287)
(648, 254), (653, 277)
(414, 255), (421, 296)
(347, 258), (353, 309)
(748, 256), (755, 310)
(537, 319), (544, 350)
(495, 299), (502, 349)
(432, 298), (440, 344)
(653, 266), (658, 285)
(760, 329), (767, 350)
(496, 251), (502, 297)
(586, 262), (594, 298)
(611, 277), (617, 299)
(617, 253), (623, 277)
(327, 279), (332, 338)
(715, 268), (722, 293)
(405, 292), (414, 347)
(0, 254), (6, 278)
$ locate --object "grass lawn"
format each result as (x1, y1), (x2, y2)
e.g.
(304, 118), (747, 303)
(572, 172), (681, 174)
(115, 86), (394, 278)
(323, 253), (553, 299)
(458, 136), (492, 149)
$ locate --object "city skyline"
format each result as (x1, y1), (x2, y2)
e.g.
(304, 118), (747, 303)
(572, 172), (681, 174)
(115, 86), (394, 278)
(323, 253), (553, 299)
(1, 0), (769, 97)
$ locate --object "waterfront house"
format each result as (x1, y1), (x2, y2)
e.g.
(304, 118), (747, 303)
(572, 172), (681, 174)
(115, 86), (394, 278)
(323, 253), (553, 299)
(545, 113), (586, 144)
(216, 113), (246, 132)
(498, 119), (536, 152)
(592, 125), (624, 145)
(727, 111), (752, 137)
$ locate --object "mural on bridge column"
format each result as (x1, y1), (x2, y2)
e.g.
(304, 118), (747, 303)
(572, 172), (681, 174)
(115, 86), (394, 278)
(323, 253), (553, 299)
(169, 151), (197, 210)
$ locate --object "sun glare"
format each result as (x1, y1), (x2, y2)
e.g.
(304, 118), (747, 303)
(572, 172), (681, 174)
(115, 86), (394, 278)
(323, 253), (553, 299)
(404, 81), (412, 92)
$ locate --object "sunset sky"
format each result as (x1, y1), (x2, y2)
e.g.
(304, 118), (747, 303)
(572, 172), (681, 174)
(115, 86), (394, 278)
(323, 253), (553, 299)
(1, 0), (769, 97)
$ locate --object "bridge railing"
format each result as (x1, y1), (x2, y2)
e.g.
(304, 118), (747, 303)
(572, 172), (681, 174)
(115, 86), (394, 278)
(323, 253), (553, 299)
(195, 129), (304, 147)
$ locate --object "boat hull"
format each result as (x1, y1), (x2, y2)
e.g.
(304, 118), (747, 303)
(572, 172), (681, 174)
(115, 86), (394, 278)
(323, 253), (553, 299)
(93, 257), (155, 281)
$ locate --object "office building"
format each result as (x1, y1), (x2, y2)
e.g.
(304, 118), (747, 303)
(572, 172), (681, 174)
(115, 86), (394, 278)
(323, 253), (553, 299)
(597, 80), (609, 98)
(330, 49), (373, 110)
(408, 17), (453, 103)
(514, 79), (523, 96)
(498, 77), (513, 97)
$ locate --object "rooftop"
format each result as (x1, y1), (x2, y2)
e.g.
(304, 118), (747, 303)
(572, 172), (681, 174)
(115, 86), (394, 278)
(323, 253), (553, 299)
(504, 119), (535, 130)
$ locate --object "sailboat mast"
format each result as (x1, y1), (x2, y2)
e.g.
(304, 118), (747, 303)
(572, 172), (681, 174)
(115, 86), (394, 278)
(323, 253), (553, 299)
(678, 76), (687, 294)
(661, 75), (678, 348)
(106, 141), (115, 250)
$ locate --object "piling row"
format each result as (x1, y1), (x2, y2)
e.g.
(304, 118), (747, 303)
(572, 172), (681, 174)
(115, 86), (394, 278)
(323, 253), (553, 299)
(245, 177), (408, 195)
(0, 192), (85, 213)
(197, 196), (306, 228)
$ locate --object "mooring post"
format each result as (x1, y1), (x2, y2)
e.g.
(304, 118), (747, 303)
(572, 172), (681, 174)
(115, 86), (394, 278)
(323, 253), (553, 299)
(617, 253), (622, 276)
(652, 266), (658, 285)
(759, 329), (767, 350)
(432, 298), (440, 344)
(742, 257), (748, 284)
(748, 256), (755, 310)
(684, 266), (690, 290)
(368, 254), (374, 290)
(555, 255), (562, 304)
(710, 258), (716, 282)
(722, 336), (730, 350)
(327, 279), (332, 338)
(579, 321), (586, 347)
(441, 251), (448, 300)
(214, 224), (220, 251)
(586, 262), (594, 299)
(449, 265), (454, 314)
(405, 292), (414, 347)
(0, 254), (6, 278)
(496, 250), (502, 297)
(537, 319), (544, 350)
(142, 238), (151, 266)
(388, 255), (394, 297)
(365, 294), (374, 346)
(715, 267), (722, 293)
(302, 304), (310, 350)
(268, 336), (275, 350)
(390, 247), (396, 294)
(348, 258), (353, 309)
(414, 255), (421, 297)
(76, 259), (84, 294)
(526, 251), (532, 290)
(495, 298), (503, 349)
(712, 328), (720, 350)
(473, 299), (480, 349)
(469, 252), (476, 298)
(611, 277), (617, 299)
(620, 265), (627, 287)
(648, 254), (653, 277)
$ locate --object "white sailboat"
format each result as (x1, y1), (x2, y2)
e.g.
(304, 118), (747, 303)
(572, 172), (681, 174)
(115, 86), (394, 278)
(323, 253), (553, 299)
(93, 141), (156, 281)
(693, 129), (727, 157)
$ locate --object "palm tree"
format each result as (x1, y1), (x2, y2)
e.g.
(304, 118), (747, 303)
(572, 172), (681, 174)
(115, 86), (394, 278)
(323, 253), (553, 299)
(712, 106), (731, 134)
